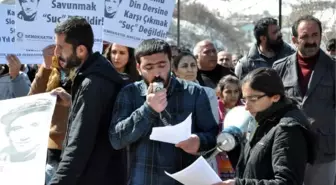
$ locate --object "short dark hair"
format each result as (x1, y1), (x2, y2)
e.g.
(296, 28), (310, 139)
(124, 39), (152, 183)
(135, 39), (172, 64)
(254, 17), (278, 45)
(292, 15), (322, 38)
(173, 51), (196, 69)
(326, 38), (336, 52)
(242, 67), (285, 98)
(54, 16), (94, 53)
(216, 75), (240, 98)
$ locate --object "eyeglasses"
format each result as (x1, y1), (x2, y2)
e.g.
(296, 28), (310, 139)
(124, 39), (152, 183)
(241, 94), (267, 104)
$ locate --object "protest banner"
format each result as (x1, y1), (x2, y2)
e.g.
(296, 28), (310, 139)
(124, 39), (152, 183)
(15, 0), (104, 53)
(0, 4), (43, 64)
(0, 93), (56, 185)
(103, 0), (175, 48)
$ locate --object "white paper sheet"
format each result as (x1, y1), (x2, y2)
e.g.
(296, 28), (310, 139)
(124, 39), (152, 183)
(0, 93), (56, 185)
(103, 0), (175, 48)
(165, 156), (222, 185)
(150, 113), (192, 144)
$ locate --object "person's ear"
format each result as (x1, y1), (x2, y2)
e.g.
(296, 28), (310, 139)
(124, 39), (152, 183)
(76, 45), (87, 59)
(271, 94), (281, 103)
(136, 63), (141, 76)
(260, 35), (267, 44)
(292, 36), (298, 46)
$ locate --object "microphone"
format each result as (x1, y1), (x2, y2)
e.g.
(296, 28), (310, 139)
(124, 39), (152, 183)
(208, 106), (254, 159)
(151, 77), (171, 126)
(152, 79), (164, 93)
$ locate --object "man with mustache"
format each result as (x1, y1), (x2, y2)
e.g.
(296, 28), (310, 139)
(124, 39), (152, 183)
(109, 39), (218, 185)
(235, 17), (295, 80)
(273, 15), (335, 185)
(194, 40), (235, 89)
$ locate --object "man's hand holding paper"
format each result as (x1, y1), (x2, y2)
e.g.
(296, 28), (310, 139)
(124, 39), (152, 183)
(175, 134), (200, 155)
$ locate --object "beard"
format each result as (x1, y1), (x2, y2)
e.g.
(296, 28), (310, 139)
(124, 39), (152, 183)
(143, 71), (171, 88)
(267, 35), (284, 52)
(59, 53), (82, 69)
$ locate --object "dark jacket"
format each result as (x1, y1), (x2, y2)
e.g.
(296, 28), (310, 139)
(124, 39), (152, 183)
(109, 77), (218, 185)
(197, 64), (235, 89)
(273, 50), (335, 163)
(235, 43), (295, 80)
(230, 98), (317, 185)
(49, 52), (128, 185)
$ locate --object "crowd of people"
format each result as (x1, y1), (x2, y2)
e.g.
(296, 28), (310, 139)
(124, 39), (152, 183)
(0, 13), (335, 185)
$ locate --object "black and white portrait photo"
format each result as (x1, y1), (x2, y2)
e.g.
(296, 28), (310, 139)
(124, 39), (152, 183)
(0, 98), (53, 163)
(105, 0), (122, 19)
(17, 0), (40, 22)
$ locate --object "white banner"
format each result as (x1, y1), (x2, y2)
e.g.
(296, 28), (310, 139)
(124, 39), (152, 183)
(103, 0), (175, 48)
(0, 4), (43, 64)
(15, 0), (104, 53)
(0, 93), (56, 185)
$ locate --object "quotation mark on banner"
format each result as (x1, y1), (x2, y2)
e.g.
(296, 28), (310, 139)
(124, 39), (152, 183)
(119, 20), (138, 32)
(43, 14), (67, 23)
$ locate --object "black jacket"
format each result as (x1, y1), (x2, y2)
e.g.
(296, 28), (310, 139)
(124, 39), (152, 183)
(235, 43), (295, 80)
(197, 64), (235, 89)
(230, 98), (317, 185)
(49, 52), (128, 185)
(273, 51), (335, 163)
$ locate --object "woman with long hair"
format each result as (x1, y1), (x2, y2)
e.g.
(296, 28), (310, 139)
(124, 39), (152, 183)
(104, 43), (140, 82)
(215, 75), (244, 180)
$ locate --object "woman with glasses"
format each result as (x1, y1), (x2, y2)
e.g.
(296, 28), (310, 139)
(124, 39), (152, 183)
(213, 67), (317, 185)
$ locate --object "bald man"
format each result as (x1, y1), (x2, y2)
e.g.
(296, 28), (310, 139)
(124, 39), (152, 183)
(217, 51), (233, 69)
(193, 40), (235, 89)
(232, 53), (243, 67)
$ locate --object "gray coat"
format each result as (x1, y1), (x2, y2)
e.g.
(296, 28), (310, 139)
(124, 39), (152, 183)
(273, 50), (335, 163)
(235, 43), (295, 80)
(0, 72), (31, 100)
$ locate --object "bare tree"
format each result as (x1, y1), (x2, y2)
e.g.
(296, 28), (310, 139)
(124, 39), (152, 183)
(170, 1), (248, 52)
(284, 0), (336, 43)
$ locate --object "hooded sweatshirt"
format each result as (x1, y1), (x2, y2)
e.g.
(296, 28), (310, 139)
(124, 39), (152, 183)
(49, 52), (128, 185)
